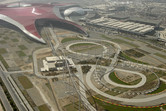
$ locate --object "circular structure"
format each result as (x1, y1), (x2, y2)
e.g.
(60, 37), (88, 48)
(104, 68), (146, 88)
(70, 36), (165, 106)
(66, 42), (108, 57)
(64, 7), (86, 16)
(86, 66), (166, 103)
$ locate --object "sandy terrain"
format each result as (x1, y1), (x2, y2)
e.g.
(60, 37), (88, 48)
(0, 103), (4, 111)
(31, 77), (59, 111)
(116, 71), (141, 83)
(27, 87), (45, 106)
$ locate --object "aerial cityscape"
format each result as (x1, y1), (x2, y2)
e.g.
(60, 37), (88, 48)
(0, 0), (166, 111)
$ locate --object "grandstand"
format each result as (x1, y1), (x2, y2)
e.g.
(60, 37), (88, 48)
(87, 18), (155, 35)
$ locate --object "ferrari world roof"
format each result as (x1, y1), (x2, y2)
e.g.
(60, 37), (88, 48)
(0, 2), (86, 43)
(64, 7), (85, 16)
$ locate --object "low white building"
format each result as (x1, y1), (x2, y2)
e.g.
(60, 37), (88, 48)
(158, 30), (166, 42)
(41, 56), (75, 72)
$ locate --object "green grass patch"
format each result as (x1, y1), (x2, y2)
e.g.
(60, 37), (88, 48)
(18, 45), (27, 50)
(155, 70), (166, 77)
(119, 52), (148, 64)
(0, 100), (5, 111)
(61, 37), (82, 43)
(124, 49), (144, 58)
(146, 74), (158, 82)
(0, 40), (7, 44)
(38, 104), (50, 111)
(148, 81), (166, 94)
(4, 37), (9, 40)
(146, 45), (161, 51)
(163, 50), (166, 53)
(70, 43), (101, 52)
(0, 48), (7, 54)
(70, 43), (96, 47)
(135, 48), (150, 55)
(18, 76), (33, 89)
(45, 83), (51, 90)
(0, 77), (18, 110)
(101, 34), (113, 40)
(112, 39), (139, 47)
(64, 103), (77, 111)
(0, 55), (9, 69)
(16, 51), (26, 57)
(28, 55), (32, 61)
(109, 70), (142, 87)
(105, 90), (122, 96)
(81, 65), (91, 74)
(116, 35), (135, 41)
(154, 53), (166, 59)
(11, 39), (19, 42)
(21, 90), (36, 107)
(114, 87), (130, 92)
(94, 98), (165, 111)
(109, 72), (129, 85)
(129, 78), (141, 85)
(100, 34), (138, 47)
(64, 100), (88, 111)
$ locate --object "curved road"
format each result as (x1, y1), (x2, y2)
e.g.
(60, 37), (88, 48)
(104, 68), (146, 88)
(86, 66), (166, 103)
(66, 41), (108, 57)
(32, 30), (166, 105)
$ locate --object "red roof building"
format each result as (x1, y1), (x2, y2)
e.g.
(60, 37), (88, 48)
(0, 2), (87, 43)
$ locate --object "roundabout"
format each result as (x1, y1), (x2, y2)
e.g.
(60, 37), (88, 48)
(64, 35), (166, 107)
(32, 28), (166, 110)
(104, 68), (147, 88)
(66, 41), (108, 57)
(86, 66), (166, 103)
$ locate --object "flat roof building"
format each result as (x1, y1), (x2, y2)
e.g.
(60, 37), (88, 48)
(41, 56), (75, 72)
(87, 17), (155, 35)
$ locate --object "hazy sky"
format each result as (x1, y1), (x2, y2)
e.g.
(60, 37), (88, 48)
(0, 0), (104, 6)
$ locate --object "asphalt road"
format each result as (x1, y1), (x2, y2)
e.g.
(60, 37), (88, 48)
(0, 86), (13, 111)
(86, 66), (166, 103)
(104, 68), (147, 88)
(0, 69), (27, 111)
(66, 41), (108, 57)
(76, 65), (96, 111)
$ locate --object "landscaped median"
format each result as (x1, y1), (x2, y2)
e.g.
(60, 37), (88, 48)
(61, 37), (82, 43)
(109, 72), (130, 85)
(38, 104), (50, 111)
(147, 81), (166, 95)
(70, 43), (101, 53)
(18, 76), (33, 89)
(93, 96), (166, 111)
(100, 34), (139, 47)
(119, 52), (148, 65)
(0, 101), (5, 111)
(0, 77), (18, 111)
(0, 55), (9, 69)
(109, 72), (141, 85)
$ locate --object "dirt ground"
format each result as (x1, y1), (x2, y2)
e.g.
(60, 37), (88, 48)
(0, 103), (4, 111)
(26, 87), (45, 106)
(115, 71), (141, 83)
(30, 77), (59, 111)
